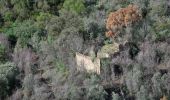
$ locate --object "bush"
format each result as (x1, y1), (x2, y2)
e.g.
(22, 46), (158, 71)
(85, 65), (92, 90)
(35, 0), (64, 14)
(63, 0), (85, 14)
(23, 74), (34, 99)
(11, 0), (32, 20)
(0, 62), (18, 99)
(112, 91), (121, 100)
(136, 85), (149, 100)
(0, 75), (8, 99)
(3, 10), (16, 22)
(55, 60), (69, 77)
(83, 9), (106, 41)
(53, 27), (83, 68)
(0, 14), (4, 27)
(153, 17), (170, 40)
(83, 17), (104, 40)
(46, 10), (83, 37)
(4, 20), (39, 47)
(0, 44), (6, 62)
(84, 75), (107, 100)
(35, 12), (53, 29)
(67, 85), (84, 100)
(86, 84), (107, 100)
(125, 64), (143, 94)
(46, 16), (65, 37)
(149, 0), (169, 17)
(151, 72), (170, 99)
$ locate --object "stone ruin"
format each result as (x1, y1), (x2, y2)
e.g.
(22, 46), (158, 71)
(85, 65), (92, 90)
(75, 52), (101, 74)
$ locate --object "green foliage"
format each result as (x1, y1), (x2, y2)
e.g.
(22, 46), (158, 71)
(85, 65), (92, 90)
(151, 72), (170, 98)
(59, 10), (84, 31)
(0, 14), (4, 27)
(149, 0), (169, 17)
(0, 75), (8, 99)
(35, 0), (64, 13)
(84, 75), (107, 100)
(136, 85), (149, 100)
(59, 27), (83, 51)
(153, 17), (170, 40)
(63, 0), (85, 14)
(126, 64), (143, 94)
(151, 72), (162, 97)
(35, 12), (52, 29)
(11, 0), (31, 20)
(55, 60), (68, 77)
(0, 0), (64, 22)
(3, 10), (16, 22)
(84, 0), (98, 7)
(52, 26), (83, 69)
(47, 10), (83, 37)
(86, 84), (107, 100)
(23, 74), (34, 99)
(83, 17), (105, 40)
(35, 0), (49, 12)
(0, 44), (6, 62)
(0, 62), (18, 99)
(46, 16), (65, 37)
(67, 85), (84, 100)
(4, 20), (39, 47)
(112, 92), (121, 100)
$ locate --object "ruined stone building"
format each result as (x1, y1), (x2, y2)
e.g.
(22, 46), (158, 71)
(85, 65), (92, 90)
(75, 52), (124, 87)
(75, 52), (101, 74)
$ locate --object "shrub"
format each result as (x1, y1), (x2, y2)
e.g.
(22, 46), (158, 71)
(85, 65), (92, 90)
(67, 85), (84, 100)
(86, 84), (107, 100)
(0, 44), (6, 62)
(136, 85), (149, 100)
(3, 10), (16, 22)
(125, 64), (143, 94)
(83, 9), (106, 41)
(83, 17), (103, 40)
(0, 14), (4, 27)
(0, 75), (8, 99)
(11, 0), (32, 20)
(84, 0), (97, 6)
(9, 89), (23, 100)
(105, 4), (142, 38)
(35, 0), (64, 13)
(112, 91), (121, 100)
(63, 0), (85, 14)
(0, 0), (16, 22)
(13, 48), (37, 75)
(151, 72), (170, 99)
(4, 20), (39, 47)
(149, 0), (169, 17)
(153, 17), (170, 40)
(23, 74), (34, 99)
(46, 16), (65, 37)
(84, 75), (107, 100)
(151, 72), (163, 98)
(55, 60), (69, 77)
(35, 12), (53, 29)
(0, 62), (18, 99)
(53, 27), (83, 68)
(46, 10), (83, 37)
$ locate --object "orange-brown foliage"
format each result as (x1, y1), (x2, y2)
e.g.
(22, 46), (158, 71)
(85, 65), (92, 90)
(105, 30), (117, 38)
(105, 4), (142, 37)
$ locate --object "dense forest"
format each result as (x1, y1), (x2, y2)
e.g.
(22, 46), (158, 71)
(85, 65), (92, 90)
(0, 0), (170, 100)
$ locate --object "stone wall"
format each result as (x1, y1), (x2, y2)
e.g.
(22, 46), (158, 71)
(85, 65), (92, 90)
(75, 52), (100, 74)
